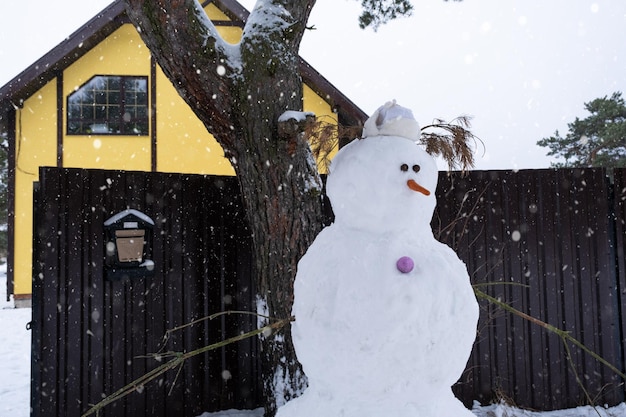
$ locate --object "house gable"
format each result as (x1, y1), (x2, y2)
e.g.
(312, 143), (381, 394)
(62, 25), (153, 171)
(1, 0), (367, 300)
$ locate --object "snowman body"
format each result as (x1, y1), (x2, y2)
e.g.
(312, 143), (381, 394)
(276, 104), (479, 417)
(294, 224), (478, 392)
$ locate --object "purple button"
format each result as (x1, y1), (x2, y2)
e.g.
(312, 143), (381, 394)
(396, 256), (414, 273)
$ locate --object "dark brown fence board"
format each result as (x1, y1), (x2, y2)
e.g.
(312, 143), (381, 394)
(614, 169), (626, 388)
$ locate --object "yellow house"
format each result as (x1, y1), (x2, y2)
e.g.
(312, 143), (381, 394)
(0, 0), (366, 306)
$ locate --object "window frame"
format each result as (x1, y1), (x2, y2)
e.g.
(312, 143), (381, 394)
(66, 75), (149, 136)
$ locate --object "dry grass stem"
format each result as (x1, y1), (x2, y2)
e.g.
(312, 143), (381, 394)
(307, 114), (482, 173)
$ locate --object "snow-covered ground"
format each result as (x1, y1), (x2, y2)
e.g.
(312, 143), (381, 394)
(1, 264), (626, 417)
(0, 262), (31, 417)
(201, 403), (626, 417)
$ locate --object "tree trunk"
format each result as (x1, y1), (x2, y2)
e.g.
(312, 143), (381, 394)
(232, 110), (323, 413)
(232, 26), (324, 413)
(124, 1), (320, 415)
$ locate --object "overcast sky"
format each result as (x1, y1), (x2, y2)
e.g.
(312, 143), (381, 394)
(1, 0), (625, 170)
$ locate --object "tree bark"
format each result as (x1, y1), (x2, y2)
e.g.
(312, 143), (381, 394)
(124, 0), (321, 415)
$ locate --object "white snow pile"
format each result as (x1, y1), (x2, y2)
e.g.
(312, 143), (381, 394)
(472, 401), (626, 417)
(199, 404), (626, 417)
(197, 409), (264, 417)
(277, 110), (315, 123)
(362, 99), (421, 142)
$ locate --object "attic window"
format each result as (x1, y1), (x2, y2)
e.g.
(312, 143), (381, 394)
(67, 75), (149, 135)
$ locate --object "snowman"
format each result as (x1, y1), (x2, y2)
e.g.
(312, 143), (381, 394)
(276, 101), (479, 417)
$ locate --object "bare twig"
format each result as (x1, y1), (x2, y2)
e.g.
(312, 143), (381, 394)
(420, 115), (484, 173)
(157, 309), (271, 353)
(81, 315), (292, 417)
(474, 288), (626, 382)
(307, 114), (482, 174)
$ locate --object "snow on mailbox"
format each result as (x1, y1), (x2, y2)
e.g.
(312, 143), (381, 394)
(104, 209), (155, 281)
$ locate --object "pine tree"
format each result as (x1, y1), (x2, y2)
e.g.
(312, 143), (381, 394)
(537, 92), (626, 168)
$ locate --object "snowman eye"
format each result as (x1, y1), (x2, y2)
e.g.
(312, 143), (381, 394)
(412, 165), (421, 173)
(400, 164), (409, 172)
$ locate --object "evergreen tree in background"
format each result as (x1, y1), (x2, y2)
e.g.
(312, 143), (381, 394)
(537, 92), (626, 168)
(358, 0), (460, 30)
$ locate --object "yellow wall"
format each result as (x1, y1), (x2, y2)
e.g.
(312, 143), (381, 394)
(13, 82), (58, 295)
(205, 5), (242, 44)
(62, 25), (152, 171)
(303, 85), (338, 174)
(155, 65), (236, 175)
(156, 3), (241, 175)
(12, 4), (341, 297)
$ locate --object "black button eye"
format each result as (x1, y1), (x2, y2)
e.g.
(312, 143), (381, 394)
(400, 164), (409, 172)
(412, 165), (420, 173)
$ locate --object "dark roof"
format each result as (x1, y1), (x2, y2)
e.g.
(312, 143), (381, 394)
(0, 1), (127, 110)
(0, 0), (367, 125)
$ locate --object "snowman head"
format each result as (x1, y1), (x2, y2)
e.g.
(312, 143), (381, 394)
(327, 102), (437, 233)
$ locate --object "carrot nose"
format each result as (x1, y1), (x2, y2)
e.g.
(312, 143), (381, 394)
(407, 179), (430, 196)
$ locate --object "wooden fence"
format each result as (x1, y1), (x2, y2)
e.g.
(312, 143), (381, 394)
(32, 168), (260, 417)
(30, 167), (626, 416)
(440, 168), (625, 409)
